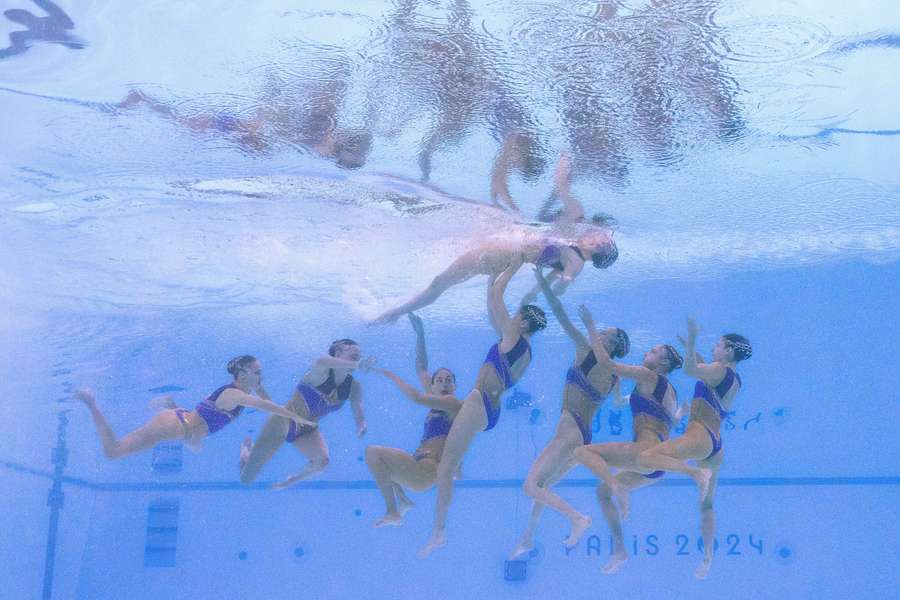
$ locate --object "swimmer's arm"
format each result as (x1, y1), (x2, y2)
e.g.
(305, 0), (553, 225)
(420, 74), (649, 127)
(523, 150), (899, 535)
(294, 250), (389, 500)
(559, 251), (584, 284)
(224, 389), (314, 426)
(378, 369), (462, 413)
(682, 317), (725, 384)
(315, 355), (375, 372)
(409, 313), (432, 389)
(519, 270), (561, 307)
(553, 153), (585, 224)
(350, 381), (366, 437)
(613, 378), (628, 408)
(493, 255), (525, 350)
(581, 312), (655, 385)
(536, 268), (589, 348)
(34, 0), (75, 28)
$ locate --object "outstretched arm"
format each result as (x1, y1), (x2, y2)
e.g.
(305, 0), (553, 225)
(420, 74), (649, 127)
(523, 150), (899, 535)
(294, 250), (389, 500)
(409, 313), (432, 389)
(315, 354), (375, 371)
(535, 268), (588, 348)
(378, 369), (463, 413)
(227, 388), (315, 426)
(579, 305), (656, 385)
(489, 255), (525, 346)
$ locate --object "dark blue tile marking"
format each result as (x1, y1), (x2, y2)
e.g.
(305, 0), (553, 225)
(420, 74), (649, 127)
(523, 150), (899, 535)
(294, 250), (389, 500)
(148, 385), (187, 393)
(3, 459), (899, 491)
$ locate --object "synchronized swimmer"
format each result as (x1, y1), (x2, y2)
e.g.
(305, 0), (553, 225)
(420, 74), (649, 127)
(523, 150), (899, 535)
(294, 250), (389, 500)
(73, 154), (750, 579)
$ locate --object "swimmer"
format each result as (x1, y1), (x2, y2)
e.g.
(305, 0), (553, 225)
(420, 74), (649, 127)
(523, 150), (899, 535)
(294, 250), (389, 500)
(116, 89), (372, 168)
(572, 327), (683, 574)
(366, 313), (463, 527)
(635, 318), (750, 579)
(370, 208), (616, 325)
(510, 280), (629, 559)
(1, 0), (85, 59)
(419, 258), (547, 558)
(239, 339), (374, 490)
(75, 355), (313, 459)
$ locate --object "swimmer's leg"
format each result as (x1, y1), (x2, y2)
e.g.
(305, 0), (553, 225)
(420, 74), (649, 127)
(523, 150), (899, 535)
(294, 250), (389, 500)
(637, 430), (713, 500)
(695, 455), (723, 579)
(522, 414), (590, 548)
(271, 428), (330, 490)
(574, 441), (646, 519)
(598, 471), (660, 574)
(371, 250), (485, 324)
(76, 390), (184, 459)
(239, 414), (288, 484)
(366, 446), (436, 527)
(420, 391), (486, 558)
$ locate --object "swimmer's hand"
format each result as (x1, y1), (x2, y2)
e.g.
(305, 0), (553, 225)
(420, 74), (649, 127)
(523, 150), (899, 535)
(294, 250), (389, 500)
(289, 412), (316, 427)
(357, 421), (368, 437)
(578, 305), (595, 330)
(407, 312), (424, 334)
(357, 356), (377, 373)
(686, 316), (699, 339)
(74, 388), (95, 403)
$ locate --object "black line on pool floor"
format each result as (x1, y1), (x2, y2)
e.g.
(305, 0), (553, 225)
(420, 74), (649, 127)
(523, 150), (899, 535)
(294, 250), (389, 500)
(3, 461), (899, 492)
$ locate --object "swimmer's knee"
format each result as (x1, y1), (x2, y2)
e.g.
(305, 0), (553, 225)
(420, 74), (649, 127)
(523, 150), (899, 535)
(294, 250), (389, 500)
(572, 446), (590, 463)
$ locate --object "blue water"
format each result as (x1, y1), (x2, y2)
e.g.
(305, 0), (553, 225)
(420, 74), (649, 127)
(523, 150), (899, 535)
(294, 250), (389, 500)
(1, 1), (898, 599)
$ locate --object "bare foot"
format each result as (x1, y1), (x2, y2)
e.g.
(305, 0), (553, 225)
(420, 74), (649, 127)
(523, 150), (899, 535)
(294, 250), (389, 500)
(374, 512), (403, 528)
(508, 538), (534, 561)
(239, 438), (253, 473)
(695, 468), (713, 501)
(694, 556), (712, 580)
(564, 514), (592, 549)
(613, 483), (631, 520)
(417, 530), (446, 559)
(601, 551), (628, 575)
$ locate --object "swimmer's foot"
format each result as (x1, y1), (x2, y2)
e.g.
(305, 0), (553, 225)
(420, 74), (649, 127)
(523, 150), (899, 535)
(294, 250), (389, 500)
(417, 530), (446, 559)
(612, 483), (631, 520)
(374, 512), (403, 528)
(239, 437), (253, 473)
(564, 514), (592, 549)
(601, 551), (628, 575)
(695, 468), (713, 501)
(508, 538), (534, 561)
(694, 556), (712, 580)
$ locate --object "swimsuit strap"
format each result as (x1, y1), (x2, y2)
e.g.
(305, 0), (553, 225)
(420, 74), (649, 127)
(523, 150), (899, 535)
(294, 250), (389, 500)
(504, 335), (531, 366)
(714, 367), (737, 398)
(316, 369), (337, 396)
(578, 349), (597, 375)
(569, 245), (586, 261)
(566, 366), (608, 405)
(335, 373), (354, 402)
(651, 374), (670, 403)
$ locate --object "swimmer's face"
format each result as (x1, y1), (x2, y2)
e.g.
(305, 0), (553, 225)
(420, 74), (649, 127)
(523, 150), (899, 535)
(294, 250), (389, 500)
(239, 360), (263, 386)
(643, 345), (667, 370)
(712, 338), (730, 363)
(579, 229), (611, 249)
(430, 369), (456, 395)
(335, 343), (361, 361)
